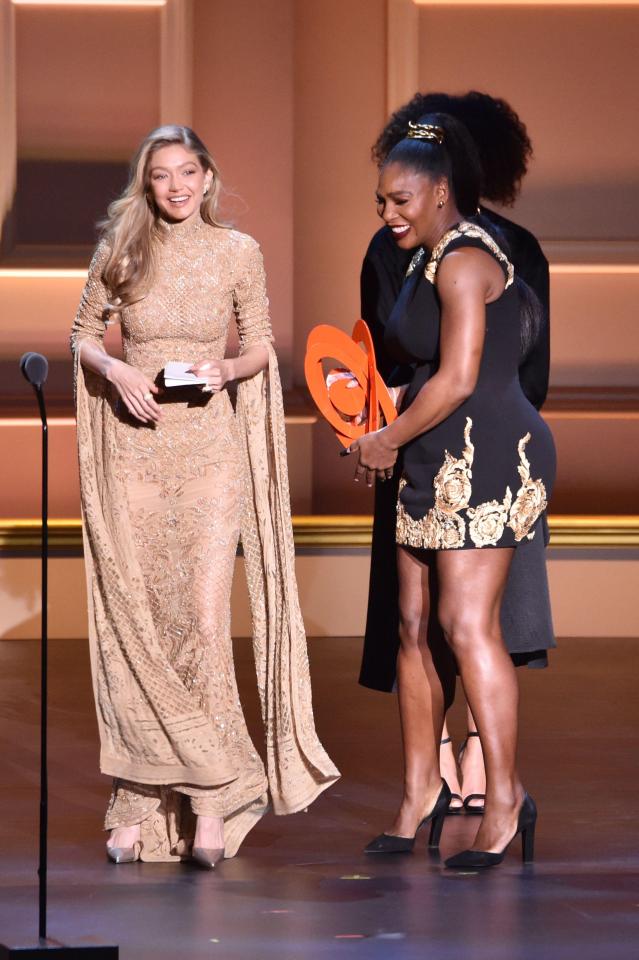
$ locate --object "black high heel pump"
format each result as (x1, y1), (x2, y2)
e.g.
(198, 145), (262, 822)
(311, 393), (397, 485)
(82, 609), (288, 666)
(444, 793), (537, 869)
(364, 781), (451, 855)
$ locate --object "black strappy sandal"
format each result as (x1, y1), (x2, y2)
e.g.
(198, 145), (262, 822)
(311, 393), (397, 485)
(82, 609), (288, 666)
(440, 737), (463, 815)
(458, 731), (486, 816)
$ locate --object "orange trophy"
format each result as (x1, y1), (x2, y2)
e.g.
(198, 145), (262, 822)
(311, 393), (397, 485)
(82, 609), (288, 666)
(304, 319), (397, 448)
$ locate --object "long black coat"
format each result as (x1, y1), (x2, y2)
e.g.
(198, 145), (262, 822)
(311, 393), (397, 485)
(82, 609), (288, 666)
(359, 209), (555, 692)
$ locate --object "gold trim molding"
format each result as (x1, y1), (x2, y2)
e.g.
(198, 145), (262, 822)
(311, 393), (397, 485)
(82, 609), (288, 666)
(1, 516), (638, 551)
(413, 1), (639, 6)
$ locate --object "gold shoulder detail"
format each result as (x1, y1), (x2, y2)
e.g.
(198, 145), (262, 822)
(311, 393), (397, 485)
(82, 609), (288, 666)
(406, 247), (426, 277)
(424, 221), (514, 288)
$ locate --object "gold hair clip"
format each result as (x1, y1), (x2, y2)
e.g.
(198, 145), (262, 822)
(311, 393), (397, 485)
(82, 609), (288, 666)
(406, 121), (444, 145)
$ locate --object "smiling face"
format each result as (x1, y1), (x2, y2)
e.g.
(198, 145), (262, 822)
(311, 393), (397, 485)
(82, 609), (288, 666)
(376, 162), (449, 249)
(147, 143), (213, 223)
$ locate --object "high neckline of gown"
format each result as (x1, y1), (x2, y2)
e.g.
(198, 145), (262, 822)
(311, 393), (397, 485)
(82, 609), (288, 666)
(157, 211), (206, 238)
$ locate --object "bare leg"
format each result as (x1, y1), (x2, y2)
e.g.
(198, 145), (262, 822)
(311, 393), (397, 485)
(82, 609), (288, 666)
(459, 701), (486, 810)
(437, 548), (524, 852)
(387, 546), (456, 836)
(439, 718), (463, 810)
(466, 704), (477, 733)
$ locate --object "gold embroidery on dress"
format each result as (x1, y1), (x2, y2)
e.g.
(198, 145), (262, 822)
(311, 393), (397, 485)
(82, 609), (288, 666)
(396, 417), (473, 549)
(396, 419), (545, 550)
(508, 433), (547, 541)
(434, 507), (466, 550)
(424, 221), (514, 289)
(467, 488), (513, 548)
(433, 418), (474, 513)
(71, 217), (339, 861)
(406, 247), (426, 277)
(396, 481), (441, 549)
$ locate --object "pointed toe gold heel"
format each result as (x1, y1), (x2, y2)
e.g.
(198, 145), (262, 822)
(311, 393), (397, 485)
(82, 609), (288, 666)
(192, 847), (225, 870)
(106, 841), (141, 864)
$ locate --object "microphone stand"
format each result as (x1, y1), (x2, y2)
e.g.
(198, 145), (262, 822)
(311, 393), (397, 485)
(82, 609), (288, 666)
(37, 382), (48, 945)
(1, 357), (117, 959)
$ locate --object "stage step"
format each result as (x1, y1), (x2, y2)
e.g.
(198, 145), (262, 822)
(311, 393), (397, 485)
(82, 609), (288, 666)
(1, 528), (637, 641)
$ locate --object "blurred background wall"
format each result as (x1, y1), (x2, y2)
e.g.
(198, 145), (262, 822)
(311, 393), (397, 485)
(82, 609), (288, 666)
(0, 0), (637, 639)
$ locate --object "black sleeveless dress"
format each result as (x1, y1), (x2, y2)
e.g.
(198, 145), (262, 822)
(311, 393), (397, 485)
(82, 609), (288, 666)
(387, 222), (556, 552)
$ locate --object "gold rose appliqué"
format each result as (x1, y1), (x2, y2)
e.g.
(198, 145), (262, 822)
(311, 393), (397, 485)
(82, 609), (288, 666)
(433, 418), (474, 514)
(396, 421), (546, 550)
(397, 418), (473, 549)
(508, 433), (547, 541)
(396, 479), (441, 549)
(467, 487), (513, 548)
(434, 508), (466, 550)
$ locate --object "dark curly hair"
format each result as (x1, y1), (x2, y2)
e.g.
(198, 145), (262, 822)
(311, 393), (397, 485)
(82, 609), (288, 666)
(372, 91), (533, 207)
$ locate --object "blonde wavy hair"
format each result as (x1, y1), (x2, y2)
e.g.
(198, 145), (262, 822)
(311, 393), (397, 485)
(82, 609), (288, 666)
(100, 125), (226, 311)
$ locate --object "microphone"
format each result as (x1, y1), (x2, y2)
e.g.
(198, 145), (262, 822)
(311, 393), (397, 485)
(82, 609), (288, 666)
(20, 351), (49, 389)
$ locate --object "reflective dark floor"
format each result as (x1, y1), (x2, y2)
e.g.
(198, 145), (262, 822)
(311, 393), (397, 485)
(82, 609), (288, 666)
(1, 636), (637, 959)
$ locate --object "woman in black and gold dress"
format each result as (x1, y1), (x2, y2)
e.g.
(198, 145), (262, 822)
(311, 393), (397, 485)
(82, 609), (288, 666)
(360, 92), (554, 818)
(348, 114), (556, 867)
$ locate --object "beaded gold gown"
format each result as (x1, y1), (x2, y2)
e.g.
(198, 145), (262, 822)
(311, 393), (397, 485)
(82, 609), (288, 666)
(71, 215), (339, 861)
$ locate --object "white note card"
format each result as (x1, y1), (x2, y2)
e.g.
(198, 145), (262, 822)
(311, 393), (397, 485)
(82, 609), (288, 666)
(163, 361), (208, 387)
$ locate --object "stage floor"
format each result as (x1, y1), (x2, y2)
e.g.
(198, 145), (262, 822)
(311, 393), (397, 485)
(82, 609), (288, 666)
(1, 636), (637, 959)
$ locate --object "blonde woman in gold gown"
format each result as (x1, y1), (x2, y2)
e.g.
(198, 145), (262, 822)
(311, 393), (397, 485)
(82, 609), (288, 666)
(71, 125), (339, 868)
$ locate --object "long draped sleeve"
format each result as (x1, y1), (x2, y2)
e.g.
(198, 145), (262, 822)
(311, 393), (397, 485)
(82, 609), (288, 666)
(234, 237), (340, 817)
(233, 237), (274, 352)
(70, 242), (111, 355)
